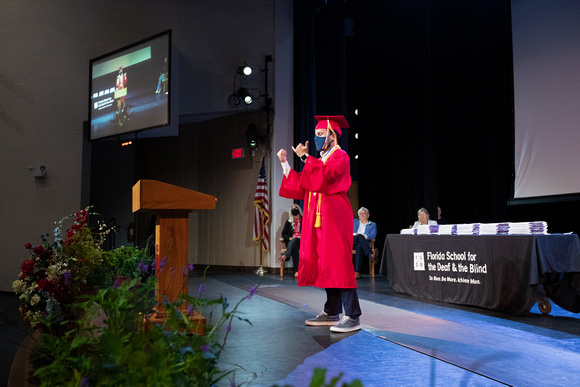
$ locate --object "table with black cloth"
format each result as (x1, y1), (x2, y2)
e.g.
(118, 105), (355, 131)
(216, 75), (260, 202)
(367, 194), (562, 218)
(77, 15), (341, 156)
(380, 234), (580, 315)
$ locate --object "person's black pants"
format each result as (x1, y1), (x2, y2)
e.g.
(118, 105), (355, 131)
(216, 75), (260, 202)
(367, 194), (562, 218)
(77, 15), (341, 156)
(283, 237), (300, 273)
(353, 234), (372, 272)
(324, 288), (362, 318)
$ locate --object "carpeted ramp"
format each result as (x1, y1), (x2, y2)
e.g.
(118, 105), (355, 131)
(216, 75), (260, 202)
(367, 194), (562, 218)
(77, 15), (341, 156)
(272, 330), (505, 386)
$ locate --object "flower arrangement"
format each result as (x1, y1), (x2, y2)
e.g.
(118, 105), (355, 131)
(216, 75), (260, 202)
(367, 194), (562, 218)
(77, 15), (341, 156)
(30, 268), (256, 386)
(14, 208), (361, 386)
(12, 207), (114, 329)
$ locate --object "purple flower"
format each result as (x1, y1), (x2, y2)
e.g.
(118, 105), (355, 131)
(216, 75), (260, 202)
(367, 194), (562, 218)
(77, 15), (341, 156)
(63, 271), (71, 285)
(80, 378), (90, 387)
(138, 261), (150, 273)
(159, 257), (167, 270)
(198, 283), (206, 294)
(226, 324), (231, 332)
(188, 263), (194, 271)
(200, 344), (210, 353)
(248, 286), (256, 300)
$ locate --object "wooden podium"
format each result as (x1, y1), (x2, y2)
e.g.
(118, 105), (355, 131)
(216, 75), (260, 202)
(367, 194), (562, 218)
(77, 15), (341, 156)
(132, 179), (217, 334)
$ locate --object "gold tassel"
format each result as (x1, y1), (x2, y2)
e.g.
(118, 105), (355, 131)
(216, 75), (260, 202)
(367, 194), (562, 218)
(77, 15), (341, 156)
(314, 193), (322, 228)
(315, 212), (321, 228)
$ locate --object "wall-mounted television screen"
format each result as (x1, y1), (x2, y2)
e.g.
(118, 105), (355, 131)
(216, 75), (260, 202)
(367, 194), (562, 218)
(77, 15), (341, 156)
(89, 30), (172, 141)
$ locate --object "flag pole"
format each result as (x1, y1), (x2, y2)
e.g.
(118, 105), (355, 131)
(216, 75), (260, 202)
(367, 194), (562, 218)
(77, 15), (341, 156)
(256, 236), (265, 276)
(256, 214), (265, 276)
(254, 154), (269, 276)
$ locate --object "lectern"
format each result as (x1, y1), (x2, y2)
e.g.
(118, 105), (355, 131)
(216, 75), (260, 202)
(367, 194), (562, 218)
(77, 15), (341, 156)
(132, 179), (217, 334)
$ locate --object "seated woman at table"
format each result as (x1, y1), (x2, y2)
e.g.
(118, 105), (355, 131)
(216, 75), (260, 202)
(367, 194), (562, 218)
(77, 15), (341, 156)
(280, 204), (302, 277)
(412, 207), (437, 228)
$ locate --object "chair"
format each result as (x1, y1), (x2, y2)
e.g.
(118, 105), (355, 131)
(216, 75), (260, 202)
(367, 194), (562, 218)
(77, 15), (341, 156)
(280, 238), (301, 277)
(353, 239), (377, 278)
(279, 238), (287, 277)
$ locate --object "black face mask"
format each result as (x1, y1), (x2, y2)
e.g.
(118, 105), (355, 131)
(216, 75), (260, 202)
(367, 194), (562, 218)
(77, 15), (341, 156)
(291, 209), (300, 216)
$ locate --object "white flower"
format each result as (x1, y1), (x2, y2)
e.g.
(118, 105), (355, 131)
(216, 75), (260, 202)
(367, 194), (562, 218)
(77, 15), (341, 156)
(30, 294), (41, 306)
(12, 280), (24, 293)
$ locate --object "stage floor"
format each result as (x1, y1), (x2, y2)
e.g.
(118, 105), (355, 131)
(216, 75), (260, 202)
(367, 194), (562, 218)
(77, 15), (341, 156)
(193, 271), (580, 386)
(3, 270), (580, 386)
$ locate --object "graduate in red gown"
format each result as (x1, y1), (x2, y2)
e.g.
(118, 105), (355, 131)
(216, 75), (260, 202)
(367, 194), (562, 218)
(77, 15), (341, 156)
(277, 115), (362, 333)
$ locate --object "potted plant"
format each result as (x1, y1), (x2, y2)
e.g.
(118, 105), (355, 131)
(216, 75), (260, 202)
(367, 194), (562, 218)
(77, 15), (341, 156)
(104, 241), (155, 287)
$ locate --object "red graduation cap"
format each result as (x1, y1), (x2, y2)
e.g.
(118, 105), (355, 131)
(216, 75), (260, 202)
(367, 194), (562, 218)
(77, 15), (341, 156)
(314, 115), (349, 137)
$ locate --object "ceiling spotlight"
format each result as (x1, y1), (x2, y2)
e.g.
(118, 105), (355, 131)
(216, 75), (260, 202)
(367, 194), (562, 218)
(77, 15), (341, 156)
(244, 94), (253, 105)
(236, 63), (252, 77)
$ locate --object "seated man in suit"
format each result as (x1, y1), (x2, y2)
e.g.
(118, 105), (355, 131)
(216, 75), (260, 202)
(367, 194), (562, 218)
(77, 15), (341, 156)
(353, 207), (377, 278)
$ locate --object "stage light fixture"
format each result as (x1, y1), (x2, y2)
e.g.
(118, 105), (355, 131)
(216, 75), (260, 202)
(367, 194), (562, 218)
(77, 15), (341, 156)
(235, 87), (253, 105)
(228, 88), (256, 108)
(246, 123), (259, 149)
(236, 63), (252, 77)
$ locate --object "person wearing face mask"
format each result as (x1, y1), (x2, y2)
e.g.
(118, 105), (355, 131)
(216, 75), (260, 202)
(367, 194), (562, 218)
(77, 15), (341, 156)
(277, 115), (362, 333)
(281, 204), (303, 277)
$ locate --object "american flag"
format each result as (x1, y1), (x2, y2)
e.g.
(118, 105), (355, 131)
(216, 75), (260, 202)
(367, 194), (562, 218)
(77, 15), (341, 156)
(253, 157), (270, 251)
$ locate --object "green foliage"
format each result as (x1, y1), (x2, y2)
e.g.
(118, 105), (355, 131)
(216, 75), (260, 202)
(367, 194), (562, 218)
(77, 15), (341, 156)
(308, 368), (364, 387)
(104, 244), (154, 278)
(31, 270), (255, 386)
(21, 210), (362, 386)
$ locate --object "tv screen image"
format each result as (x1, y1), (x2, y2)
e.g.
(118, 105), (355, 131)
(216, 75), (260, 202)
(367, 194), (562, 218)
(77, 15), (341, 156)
(89, 30), (171, 140)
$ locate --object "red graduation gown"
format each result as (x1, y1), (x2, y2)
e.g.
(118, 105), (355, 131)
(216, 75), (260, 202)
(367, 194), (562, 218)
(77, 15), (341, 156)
(279, 147), (356, 289)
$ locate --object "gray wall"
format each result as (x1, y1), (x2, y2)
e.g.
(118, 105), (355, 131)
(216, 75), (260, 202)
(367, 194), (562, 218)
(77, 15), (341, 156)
(0, 0), (294, 291)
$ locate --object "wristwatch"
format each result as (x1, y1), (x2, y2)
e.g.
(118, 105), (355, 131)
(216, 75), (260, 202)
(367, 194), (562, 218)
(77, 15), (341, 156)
(300, 154), (308, 162)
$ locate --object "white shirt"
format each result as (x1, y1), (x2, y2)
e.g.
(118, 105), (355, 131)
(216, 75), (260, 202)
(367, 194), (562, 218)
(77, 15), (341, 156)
(356, 222), (367, 237)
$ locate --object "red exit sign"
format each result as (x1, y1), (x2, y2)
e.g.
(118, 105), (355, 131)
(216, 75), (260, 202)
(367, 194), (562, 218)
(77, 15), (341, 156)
(231, 147), (245, 159)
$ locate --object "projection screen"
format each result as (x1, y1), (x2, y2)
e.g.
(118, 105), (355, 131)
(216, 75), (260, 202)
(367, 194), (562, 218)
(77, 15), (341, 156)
(511, 0), (580, 200)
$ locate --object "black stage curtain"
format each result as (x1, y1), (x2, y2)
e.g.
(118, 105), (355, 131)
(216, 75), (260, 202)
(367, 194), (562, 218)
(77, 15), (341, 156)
(293, 0), (349, 175)
(350, 0), (514, 248)
(294, 0), (580, 246)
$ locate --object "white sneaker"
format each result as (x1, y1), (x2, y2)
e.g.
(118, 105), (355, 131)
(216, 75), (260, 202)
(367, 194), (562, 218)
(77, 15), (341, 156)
(305, 311), (340, 326)
(329, 316), (362, 333)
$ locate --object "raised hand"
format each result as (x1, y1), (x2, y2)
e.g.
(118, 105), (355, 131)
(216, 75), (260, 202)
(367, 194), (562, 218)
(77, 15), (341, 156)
(291, 141), (309, 158)
(277, 148), (288, 163)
